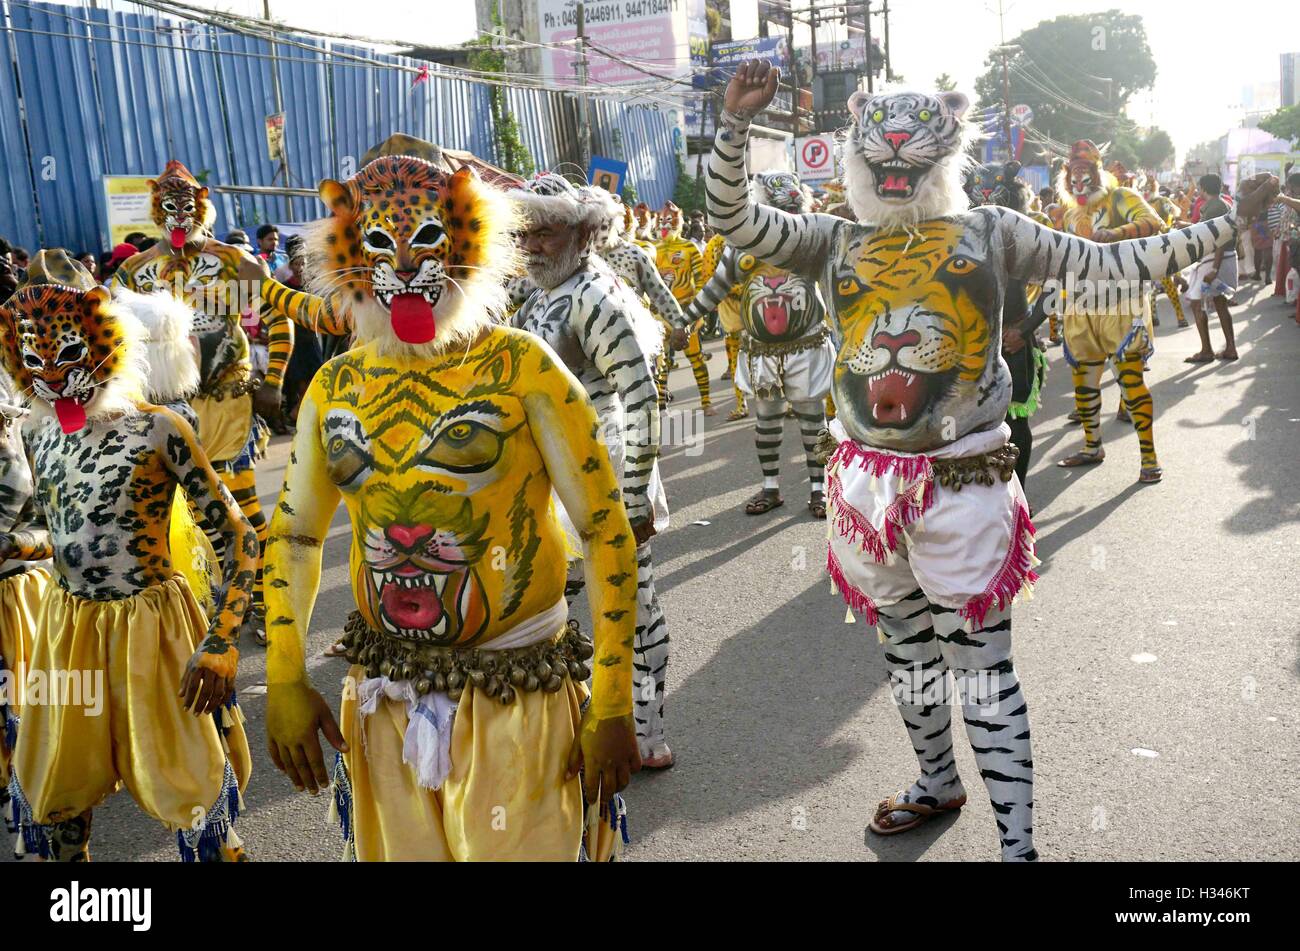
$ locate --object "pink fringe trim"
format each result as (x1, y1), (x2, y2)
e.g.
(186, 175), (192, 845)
(826, 546), (879, 626)
(827, 474), (886, 562)
(826, 459), (935, 563)
(830, 440), (934, 482)
(960, 504), (1039, 627)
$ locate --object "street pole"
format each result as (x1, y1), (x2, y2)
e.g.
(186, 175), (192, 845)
(882, 0), (892, 81)
(1000, 48), (1013, 162)
(264, 0), (291, 196)
(787, 13), (798, 135)
(996, 0), (1012, 163)
(575, 1), (593, 173)
(808, 3), (818, 132)
(863, 0), (873, 94)
(264, 1), (283, 120)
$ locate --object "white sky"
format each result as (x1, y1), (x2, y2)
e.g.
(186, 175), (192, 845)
(97, 1), (1298, 160)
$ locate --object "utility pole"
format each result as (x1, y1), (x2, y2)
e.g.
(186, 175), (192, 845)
(787, 12), (798, 135)
(882, 0), (892, 81)
(263, 0), (291, 195)
(996, 0), (1013, 163)
(575, 1), (593, 173)
(862, 0), (873, 93)
(808, 3), (818, 132)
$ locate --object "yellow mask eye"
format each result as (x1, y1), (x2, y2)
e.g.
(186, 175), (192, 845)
(871, 109), (884, 123)
(918, 109), (932, 121)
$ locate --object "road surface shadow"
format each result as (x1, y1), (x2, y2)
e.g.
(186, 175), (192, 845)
(625, 575), (885, 848)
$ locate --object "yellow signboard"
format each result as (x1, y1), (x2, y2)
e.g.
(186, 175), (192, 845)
(102, 176), (160, 247)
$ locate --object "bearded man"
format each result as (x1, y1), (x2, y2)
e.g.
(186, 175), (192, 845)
(511, 174), (677, 770)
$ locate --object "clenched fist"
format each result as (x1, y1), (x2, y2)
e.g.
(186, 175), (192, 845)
(724, 59), (781, 119)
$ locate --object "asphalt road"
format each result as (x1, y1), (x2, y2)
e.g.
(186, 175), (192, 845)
(21, 282), (1299, 861)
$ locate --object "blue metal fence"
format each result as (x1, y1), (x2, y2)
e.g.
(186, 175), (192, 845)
(0, 0), (679, 255)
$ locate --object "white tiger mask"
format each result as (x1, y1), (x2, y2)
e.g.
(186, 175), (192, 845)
(752, 171), (813, 214)
(843, 90), (973, 231)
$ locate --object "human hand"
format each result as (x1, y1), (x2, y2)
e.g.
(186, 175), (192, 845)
(724, 59), (781, 119)
(564, 712), (641, 804)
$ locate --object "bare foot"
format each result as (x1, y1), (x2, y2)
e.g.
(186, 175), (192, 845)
(1215, 349), (1238, 361)
(1184, 351), (1214, 364)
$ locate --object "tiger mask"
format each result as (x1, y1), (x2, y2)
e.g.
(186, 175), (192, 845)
(632, 203), (656, 242)
(752, 170), (813, 214)
(658, 201), (684, 241)
(1058, 140), (1113, 209)
(966, 161), (1031, 213)
(308, 148), (519, 355)
(150, 160), (216, 251)
(0, 252), (146, 434)
(843, 90), (974, 231)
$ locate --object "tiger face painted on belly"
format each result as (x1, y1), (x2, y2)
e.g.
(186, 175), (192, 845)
(831, 218), (1004, 446)
(284, 331), (592, 646)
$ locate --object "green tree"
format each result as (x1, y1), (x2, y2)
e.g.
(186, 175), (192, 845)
(464, 4), (536, 177)
(974, 12), (1156, 148)
(1259, 104), (1300, 144)
(935, 73), (957, 92)
(671, 155), (707, 216)
(1136, 128), (1174, 169)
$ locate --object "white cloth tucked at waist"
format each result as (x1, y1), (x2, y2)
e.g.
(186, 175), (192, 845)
(355, 597), (568, 790)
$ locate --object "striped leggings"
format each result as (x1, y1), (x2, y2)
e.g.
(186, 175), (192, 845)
(877, 590), (1036, 861)
(752, 397), (825, 491)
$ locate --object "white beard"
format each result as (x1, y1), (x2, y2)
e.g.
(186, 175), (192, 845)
(525, 237), (585, 291)
(843, 144), (972, 232)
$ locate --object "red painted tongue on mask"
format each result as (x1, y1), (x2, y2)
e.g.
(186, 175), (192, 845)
(883, 174), (909, 191)
(390, 293), (436, 344)
(170, 227), (187, 249)
(54, 398), (87, 434)
(762, 298), (789, 335)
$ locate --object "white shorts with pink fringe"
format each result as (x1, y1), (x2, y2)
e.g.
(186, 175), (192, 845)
(824, 419), (1038, 628)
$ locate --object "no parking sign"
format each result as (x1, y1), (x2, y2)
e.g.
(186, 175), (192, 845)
(796, 134), (836, 182)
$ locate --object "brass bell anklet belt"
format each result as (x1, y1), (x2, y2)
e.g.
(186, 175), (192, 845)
(335, 612), (595, 705)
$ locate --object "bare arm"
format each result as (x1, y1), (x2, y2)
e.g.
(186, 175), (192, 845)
(156, 408), (257, 714)
(253, 266), (351, 337)
(262, 387), (348, 792)
(706, 62), (841, 276)
(630, 245), (689, 330)
(0, 495), (51, 562)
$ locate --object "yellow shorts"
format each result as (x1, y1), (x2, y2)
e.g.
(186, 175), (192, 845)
(1064, 310), (1154, 363)
(0, 567), (49, 782)
(193, 391), (257, 467)
(168, 489), (219, 617)
(10, 575), (251, 858)
(718, 295), (743, 335)
(335, 662), (623, 861)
